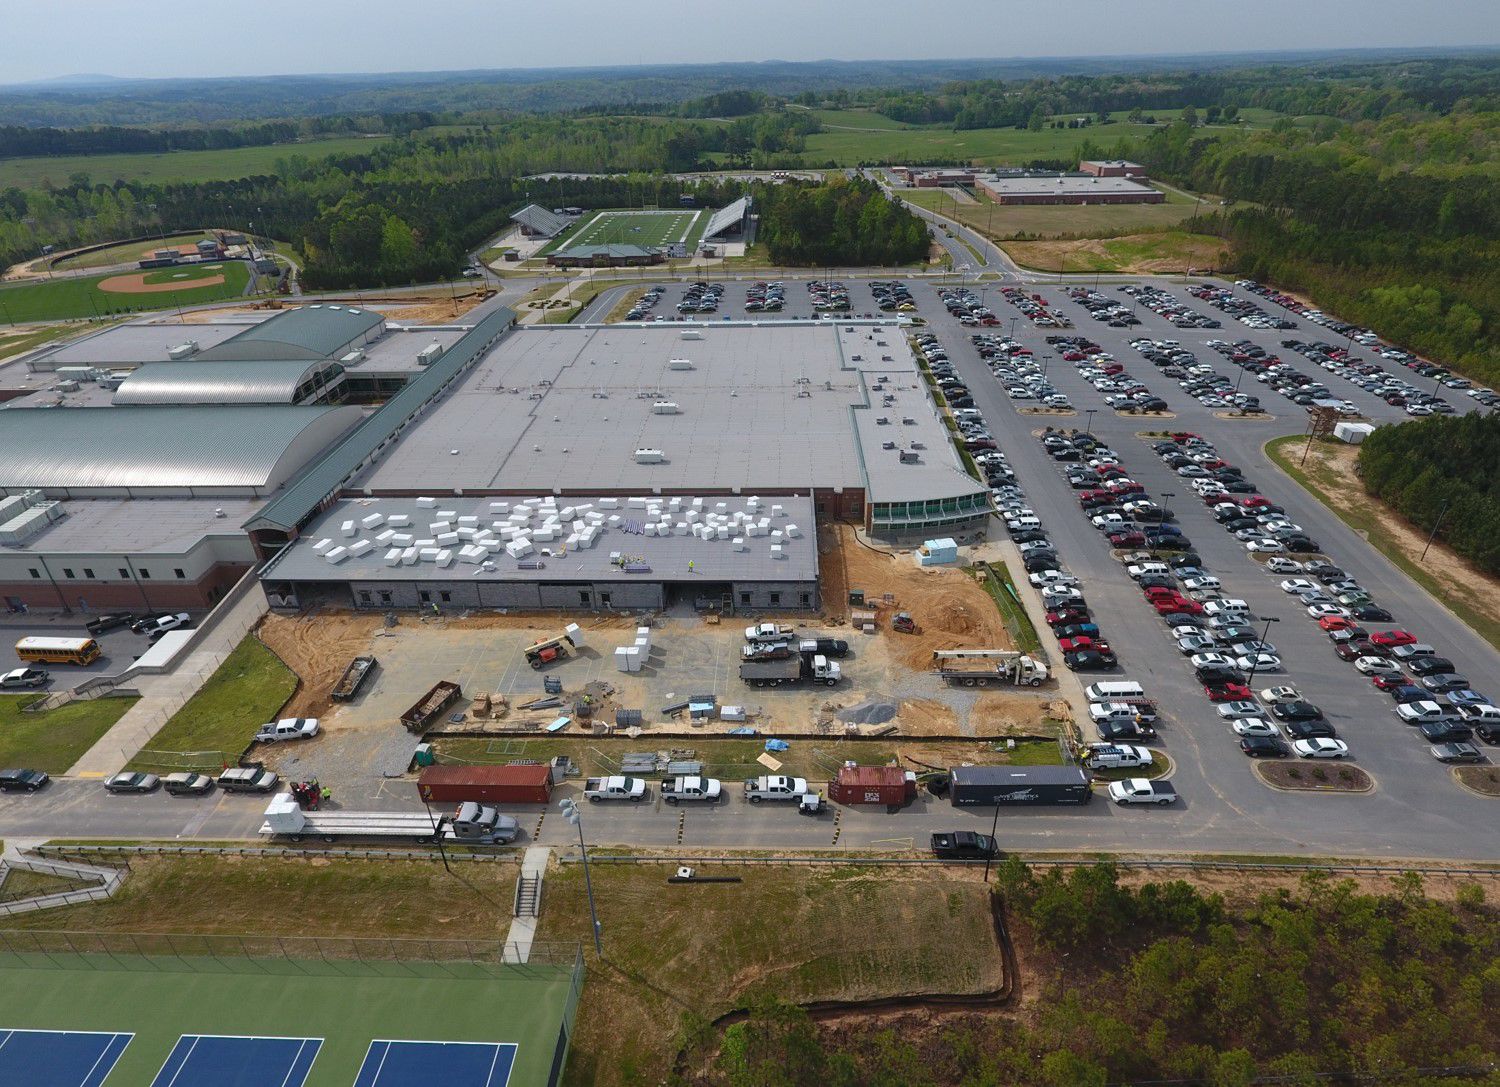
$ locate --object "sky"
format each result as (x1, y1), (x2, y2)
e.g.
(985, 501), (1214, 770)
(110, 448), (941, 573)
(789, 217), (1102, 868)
(1, 0), (1497, 84)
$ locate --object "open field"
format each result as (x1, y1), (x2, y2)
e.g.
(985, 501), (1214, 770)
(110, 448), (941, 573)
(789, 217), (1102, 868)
(0, 694), (138, 774)
(128, 635), (297, 772)
(1004, 230), (1233, 273)
(540, 208), (707, 256)
(51, 231), (219, 272)
(1266, 435), (1500, 652)
(900, 184), (1210, 240)
(801, 117), (1154, 165)
(0, 322), (97, 361)
(0, 260), (250, 321)
(0, 135), (391, 189)
(537, 862), (1006, 1087)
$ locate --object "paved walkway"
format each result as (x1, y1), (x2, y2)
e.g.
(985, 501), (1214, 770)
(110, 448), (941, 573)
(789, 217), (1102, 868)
(67, 583), (270, 777)
(502, 847), (552, 964)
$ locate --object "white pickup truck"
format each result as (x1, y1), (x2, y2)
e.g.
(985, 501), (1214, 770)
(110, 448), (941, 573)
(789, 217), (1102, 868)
(583, 775), (648, 802)
(744, 622), (796, 644)
(742, 775), (809, 802)
(1083, 744), (1154, 770)
(660, 776), (723, 804)
(1106, 778), (1178, 806)
(255, 717), (320, 743)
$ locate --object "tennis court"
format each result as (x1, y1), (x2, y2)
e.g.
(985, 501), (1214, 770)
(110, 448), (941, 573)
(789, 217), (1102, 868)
(0, 934), (581, 1087)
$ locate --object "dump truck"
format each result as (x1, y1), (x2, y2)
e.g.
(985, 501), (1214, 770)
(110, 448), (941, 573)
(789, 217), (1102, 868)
(660, 776), (723, 804)
(931, 649), (1049, 687)
(740, 654), (840, 688)
(331, 655), (376, 702)
(401, 680), (461, 734)
(523, 624), (585, 669)
(259, 794), (519, 843)
(582, 775), (648, 802)
(743, 775), (810, 802)
(744, 622), (796, 644)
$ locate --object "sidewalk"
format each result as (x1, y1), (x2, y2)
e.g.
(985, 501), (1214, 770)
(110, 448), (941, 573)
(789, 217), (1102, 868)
(67, 583), (269, 777)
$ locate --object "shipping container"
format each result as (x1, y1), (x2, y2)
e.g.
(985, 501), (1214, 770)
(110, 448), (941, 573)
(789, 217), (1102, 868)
(417, 764), (553, 805)
(948, 765), (1093, 807)
(828, 765), (917, 807)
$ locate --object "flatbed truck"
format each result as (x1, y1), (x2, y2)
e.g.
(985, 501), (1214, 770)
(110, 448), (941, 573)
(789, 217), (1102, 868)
(259, 796), (519, 843)
(931, 649), (1049, 687)
(740, 654), (840, 688)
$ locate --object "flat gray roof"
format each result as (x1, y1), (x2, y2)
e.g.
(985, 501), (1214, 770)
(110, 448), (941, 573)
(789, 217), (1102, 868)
(345, 328), (471, 376)
(979, 175), (1159, 197)
(262, 494), (817, 585)
(30, 322), (245, 369)
(354, 321), (982, 506)
(3, 496), (262, 555)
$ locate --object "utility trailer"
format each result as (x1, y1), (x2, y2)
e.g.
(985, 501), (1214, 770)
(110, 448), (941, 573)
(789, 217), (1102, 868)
(931, 649), (1049, 687)
(259, 795), (519, 843)
(331, 655), (376, 702)
(401, 680), (461, 733)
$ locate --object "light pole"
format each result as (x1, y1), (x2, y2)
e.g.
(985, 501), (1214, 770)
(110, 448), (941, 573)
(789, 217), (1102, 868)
(982, 801), (1002, 883)
(1241, 616), (1280, 693)
(558, 798), (603, 956)
(1420, 499), (1451, 561)
(1009, 316), (1019, 341)
(1084, 408), (1098, 437)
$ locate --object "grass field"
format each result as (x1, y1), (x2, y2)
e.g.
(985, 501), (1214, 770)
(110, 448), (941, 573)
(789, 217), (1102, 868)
(0, 322), (99, 361)
(900, 184), (1209, 240)
(0, 261), (251, 321)
(0, 694), (137, 774)
(539, 208), (707, 256)
(1004, 231), (1233, 274)
(0, 135), (391, 189)
(128, 635), (296, 772)
(53, 232), (220, 271)
(800, 117), (1155, 165)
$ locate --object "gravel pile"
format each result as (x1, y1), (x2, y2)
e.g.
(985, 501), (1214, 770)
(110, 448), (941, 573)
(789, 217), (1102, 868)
(838, 698), (900, 725)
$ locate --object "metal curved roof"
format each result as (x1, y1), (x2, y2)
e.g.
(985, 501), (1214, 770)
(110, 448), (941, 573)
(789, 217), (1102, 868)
(703, 196), (751, 239)
(510, 204), (570, 238)
(0, 405), (364, 493)
(113, 360), (340, 405)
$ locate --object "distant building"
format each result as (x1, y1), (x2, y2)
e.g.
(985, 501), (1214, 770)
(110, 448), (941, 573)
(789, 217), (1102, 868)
(893, 167), (976, 187)
(510, 204), (571, 239)
(1080, 160), (1147, 178)
(977, 174), (1164, 205)
(546, 244), (664, 269)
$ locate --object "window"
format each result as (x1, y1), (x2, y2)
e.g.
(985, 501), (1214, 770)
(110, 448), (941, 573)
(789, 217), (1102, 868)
(379, 591), (392, 605)
(358, 590), (372, 604)
(439, 592), (451, 603)
(598, 592), (611, 607)
(769, 592), (781, 606)
(800, 592), (811, 607)
(29, 569), (40, 579)
(174, 569), (185, 580)
(119, 568), (129, 579)
(740, 592), (751, 606)
(419, 591), (431, 603)
(579, 591), (592, 606)
(139, 569), (151, 579)
(63, 568), (75, 579)
(83, 569), (95, 580)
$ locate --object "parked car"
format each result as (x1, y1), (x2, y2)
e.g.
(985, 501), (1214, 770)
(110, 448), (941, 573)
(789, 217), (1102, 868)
(0, 667), (49, 689)
(0, 768), (50, 792)
(104, 771), (160, 794)
(163, 772), (215, 796)
(1239, 735), (1287, 758)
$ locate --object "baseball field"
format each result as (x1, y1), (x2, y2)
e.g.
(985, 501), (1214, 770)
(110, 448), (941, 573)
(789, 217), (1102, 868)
(0, 260), (251, 322)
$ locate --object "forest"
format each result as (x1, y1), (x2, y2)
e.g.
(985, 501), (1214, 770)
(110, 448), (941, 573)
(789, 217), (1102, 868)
(0, 112), (437, 158)
(1357, 414), (1500, 575)
(756, 177), (929, 267)
(707, 863), (1499, 1086)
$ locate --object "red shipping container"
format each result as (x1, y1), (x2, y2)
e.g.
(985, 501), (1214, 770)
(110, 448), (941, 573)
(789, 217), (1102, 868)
(417, 764), (553, 805)
(828, 765), (917, 807)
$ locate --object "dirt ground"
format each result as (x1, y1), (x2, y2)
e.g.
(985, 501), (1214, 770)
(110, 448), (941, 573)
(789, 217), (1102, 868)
(824, 525), (1014, 669)
(97, 271), (226, 294)
(1296, 440), (1500, 630)
(366, 294), (491, 323)
(1002, 232), (1227, 274)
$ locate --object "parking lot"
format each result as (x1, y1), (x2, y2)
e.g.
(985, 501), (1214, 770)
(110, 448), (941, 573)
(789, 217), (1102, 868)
(913, 272), (1500, 848)
(0, 615), (181, 690)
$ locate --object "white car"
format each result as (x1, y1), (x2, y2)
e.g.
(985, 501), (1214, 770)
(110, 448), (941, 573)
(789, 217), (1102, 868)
(1177, 635), (1218, 654)
(254, 717), (321, 743)
(1306, 604), (1350, 619)
(1182, 576), (1221, 591)
(1235, 653), (1281, 672)
(1354, 657), (1401, 676)
(1232, 716), (1278, 737)
(1292, 737), (1350, 759)
(1189, 652), (1234, 670)
(1279, 579), (1319, 595)
(1216, 700), (1263, 719)
(1028, 570), (1077, 588)
(1246, 539), (1285, 553)
(1265, 557), (1304, 574)
(1259, 685), (1302, 704)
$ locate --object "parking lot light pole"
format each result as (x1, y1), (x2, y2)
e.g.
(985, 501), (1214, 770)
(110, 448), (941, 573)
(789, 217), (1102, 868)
(559, 798), (603, 956)
(983, 801), (1002, 883)
(1420, 499), (1451, 561)
(1084, 409), (1098, 437)
(1243, 616), (1280, 693)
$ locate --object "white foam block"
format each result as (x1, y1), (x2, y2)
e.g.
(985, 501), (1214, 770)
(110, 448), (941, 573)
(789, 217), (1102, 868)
(312, 538), (334, 554)
(387, 514), (411, 527)
(416, 496), (437, 507)
(348, 539), (374, 557)
(325, 546), (348, 564)
(340, 519), (356, 538)
(361, 513), (384, 528)
(384, 548), (402, 566)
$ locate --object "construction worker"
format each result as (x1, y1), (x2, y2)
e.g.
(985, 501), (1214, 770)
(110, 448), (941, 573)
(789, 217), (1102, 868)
(687, 560), (695, 573)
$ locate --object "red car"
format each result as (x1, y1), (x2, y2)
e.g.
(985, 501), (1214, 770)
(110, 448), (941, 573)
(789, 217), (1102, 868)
(1155, 598), (1203, 616)
(1047, 608), (1090, 626)
(1319, 616), (1356, 632)
(1370, 674), (1406, 691)
(1059, 636), (1111, 654)
(1239, 496), (1272, 509)
(1370, 629), (1417, 647)
(1143, 586), (1180, 599)
(1108, 532), (1147, 548)
(1205, 682), (1253, 702)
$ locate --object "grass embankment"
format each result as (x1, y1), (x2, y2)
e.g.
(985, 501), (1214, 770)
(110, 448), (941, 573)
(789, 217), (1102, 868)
(127, 635), (296, 771)
(538, 863), (1005, 1087)
(0, 135), (392, 189)
(1004, 230), (1232, 274)
(0, 322), (98, 361)
(975, 562), (1042, 654)
(0, 261), (250, 321)
(0, 866), (102, 903)
(52, 232), (219, 271)
(1266, 435), (1500, 653)
(0, 695), (137, 774)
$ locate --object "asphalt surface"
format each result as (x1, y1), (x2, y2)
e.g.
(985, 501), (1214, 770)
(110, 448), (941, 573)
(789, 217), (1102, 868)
(0, 615), (188, 690)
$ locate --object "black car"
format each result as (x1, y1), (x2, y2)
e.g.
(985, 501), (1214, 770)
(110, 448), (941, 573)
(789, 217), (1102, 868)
(1065, 650), (1117, 671)
(1240, 735), (1287, 758)
(1407, 657), (1456, 677)
(1283, 719), (1337, 740)
(1352, 606), (1394, 623)
(1195, 665), (1240, 685)
(1270, 701), (1324, 722)
(84, 612), (137, 636)
(930, 831), (998, 859)
(1420, 674), (1470, 694)
(1474, 723), (1500, 745)
(0, 768), (50, 792)
(1418, 720), (1474, 744)
(1388, 685), (1429, 704)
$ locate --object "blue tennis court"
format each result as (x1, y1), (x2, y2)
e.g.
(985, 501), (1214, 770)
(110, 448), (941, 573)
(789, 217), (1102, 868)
(353, 1040), (517, 1087)
(0, 1029), (132, 1087)
(150, 1035), (322, 1087)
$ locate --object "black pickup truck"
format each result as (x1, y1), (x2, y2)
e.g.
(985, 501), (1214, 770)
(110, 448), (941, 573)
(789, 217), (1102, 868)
(930, 831), (998, 859)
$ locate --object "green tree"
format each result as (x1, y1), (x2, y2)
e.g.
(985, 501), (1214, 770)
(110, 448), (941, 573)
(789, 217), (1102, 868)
(379, 214), (417, 267)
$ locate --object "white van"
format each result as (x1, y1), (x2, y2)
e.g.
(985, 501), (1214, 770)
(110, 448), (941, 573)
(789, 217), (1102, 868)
(1085, 681), (1146, 702)
(1390, 643), (1437, 661)
(1202, 599), (1251, 618)
(1125, 562), (1170, 581)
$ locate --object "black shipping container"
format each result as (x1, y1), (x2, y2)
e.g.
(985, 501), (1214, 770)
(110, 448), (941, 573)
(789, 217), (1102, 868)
(948, 765), (1093, 806)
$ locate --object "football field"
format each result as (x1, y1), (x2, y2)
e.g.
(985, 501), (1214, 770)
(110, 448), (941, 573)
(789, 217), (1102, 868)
(542, 209), (705, 254)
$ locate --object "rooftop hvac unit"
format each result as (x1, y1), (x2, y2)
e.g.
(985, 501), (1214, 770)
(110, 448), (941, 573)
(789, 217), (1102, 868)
(652, 401), (680, 414)
(0, 506), (52, 545)
(54, 379), (80, 393)
(167, 341), (200, 360)
(634, 448), (665, 463)
(417, 343), (444, 367)
(899, 451), (920, 463)
(56, 366), (93, 381)
(340, 349), (365, 366)
(680, 330), (703, 340)
(667, 358), (694, 370)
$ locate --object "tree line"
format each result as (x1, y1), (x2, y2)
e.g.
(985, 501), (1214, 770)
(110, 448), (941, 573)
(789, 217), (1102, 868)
(1357, 414), (1500, 574)
(710, 863), (1498, 1086)
(756, 177), (928, 267)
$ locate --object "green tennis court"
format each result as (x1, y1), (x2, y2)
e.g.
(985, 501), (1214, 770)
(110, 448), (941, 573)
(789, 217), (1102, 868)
(0, 937), (582, 1087)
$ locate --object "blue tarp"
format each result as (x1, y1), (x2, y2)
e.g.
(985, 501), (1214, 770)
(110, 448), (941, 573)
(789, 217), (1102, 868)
(764, 739), (789, 752)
